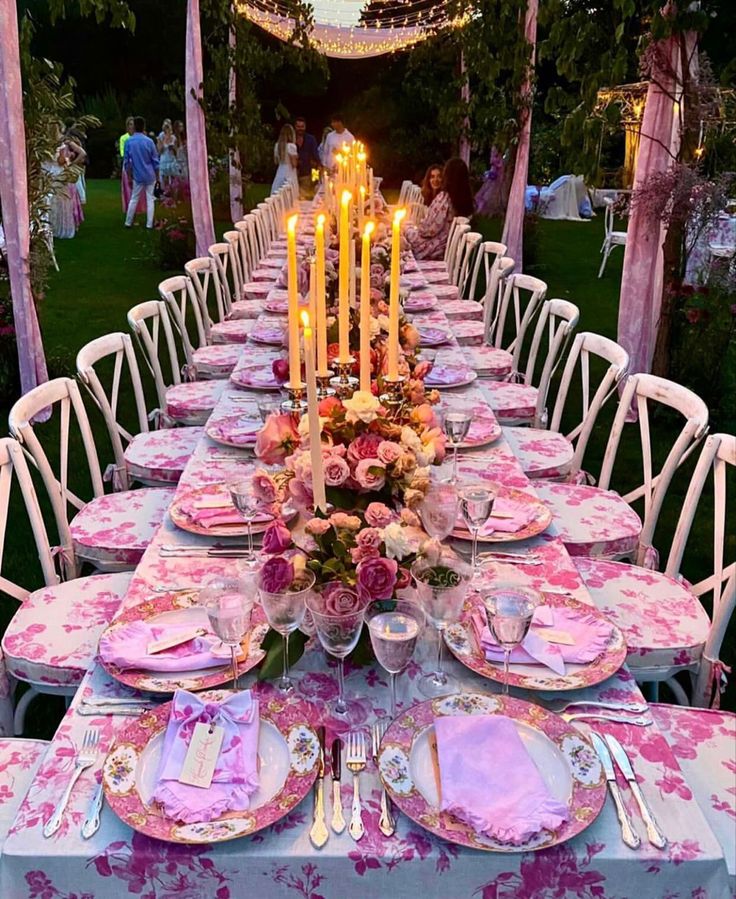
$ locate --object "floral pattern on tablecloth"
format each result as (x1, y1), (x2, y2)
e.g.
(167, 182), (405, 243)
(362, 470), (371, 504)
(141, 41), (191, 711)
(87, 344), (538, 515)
(503, 426), (574, 479)
(165, 380), (226, 425)
(124, 426), (203, 485)
(0, 739), (48, 846)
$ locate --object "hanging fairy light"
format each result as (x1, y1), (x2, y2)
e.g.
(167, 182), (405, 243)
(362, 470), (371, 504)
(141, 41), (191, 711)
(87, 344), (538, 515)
(235, 0), (464, 58)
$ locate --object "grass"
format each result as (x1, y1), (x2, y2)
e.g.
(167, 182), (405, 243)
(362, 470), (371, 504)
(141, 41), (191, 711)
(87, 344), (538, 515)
(2, 179), (733, 738)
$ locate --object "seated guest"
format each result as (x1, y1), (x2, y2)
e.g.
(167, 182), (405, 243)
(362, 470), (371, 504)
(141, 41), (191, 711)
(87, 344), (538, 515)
(420, 163), (443, 206)
(407, 158), (474, 261)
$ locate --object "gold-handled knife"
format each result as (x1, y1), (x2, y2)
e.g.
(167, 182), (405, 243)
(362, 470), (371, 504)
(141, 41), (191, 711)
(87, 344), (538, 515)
(331, 738), (346, 833)
(309, 726), (328, 848)
(605, 734), (667, 849)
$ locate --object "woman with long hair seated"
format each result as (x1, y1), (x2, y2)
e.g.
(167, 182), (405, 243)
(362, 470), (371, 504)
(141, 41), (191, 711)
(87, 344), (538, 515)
(407, 158), (473, 260)
(420, 163), (443, 207)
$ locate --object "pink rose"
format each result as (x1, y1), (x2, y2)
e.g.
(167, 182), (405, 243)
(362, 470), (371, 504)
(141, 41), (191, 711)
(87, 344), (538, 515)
(365, 502), (394, 528)
(306, 517), (331, 535)
(323, 454), (350, 486)
(357, 527), (382, 550)
(400, 508), (421, 528)
(318, 395), (343, 418)
(329, 512), (361, 530)
(261, 519), (292, 554)
(354, 458), (386, 491)
(351, 544), (381, 564)
(347, 433), (383, 466)
(413, 360), (432, 381)
(258, 556), (294, 594)
(401, 324), (420, 349)
(395, 566), (412, 590)
(272, 358), (289, 384)
(252, 469), (278, 504)
(256, 413), (299, 464)
(412, 403), (436, 427)
(377, 441), (402, 466)
(356, 556), (398, 600)
(289, 477), (313, 509)
(321, 582), (364, 615)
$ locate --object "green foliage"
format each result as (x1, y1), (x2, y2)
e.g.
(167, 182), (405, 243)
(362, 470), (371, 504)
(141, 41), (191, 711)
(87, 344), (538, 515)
(46, 0), (135, 30)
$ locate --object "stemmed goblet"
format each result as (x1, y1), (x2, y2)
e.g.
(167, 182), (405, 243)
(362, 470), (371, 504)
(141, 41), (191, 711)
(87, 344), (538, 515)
(481, 585), (541, 693)
(418, 481), (459, 543)
(257, 396), (283, 422)
(200, 577), (254, 690)
(306, 584), (369, 724)
(439, 407), (472, 484)
(258, 564), (315, 693)
(366, 599), (425, 719)
(458, 483), (496, 579)
(228, 477), (271, 568)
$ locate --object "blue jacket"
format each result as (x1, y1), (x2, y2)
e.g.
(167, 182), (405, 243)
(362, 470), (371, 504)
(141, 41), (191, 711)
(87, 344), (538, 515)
(124, 133), (159, 184)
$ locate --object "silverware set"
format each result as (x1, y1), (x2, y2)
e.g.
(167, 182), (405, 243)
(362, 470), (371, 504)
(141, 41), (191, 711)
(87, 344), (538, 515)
(159, 543), (256, 559)
(78, 695), (158, 717)
(44, 728), (101, 839)
(372, 720), (395, 837)
(476, 550), (544, 566)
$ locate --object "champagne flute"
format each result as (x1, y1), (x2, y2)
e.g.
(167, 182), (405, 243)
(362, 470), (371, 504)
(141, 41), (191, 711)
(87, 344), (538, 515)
(228, 477), (270, 567)
(481, 585), (541, 693)
(459, 483), (496, 578)
(440, 408), (472, 484)
(306, 583), (369, 723)
(258, 567), (315, 693)
(366, 599), (424, 719)
(200, 577), (253, 690)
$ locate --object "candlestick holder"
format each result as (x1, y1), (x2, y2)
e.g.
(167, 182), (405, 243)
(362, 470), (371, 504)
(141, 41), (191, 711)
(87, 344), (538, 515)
(330, 359), (359, 399)
(379, 374), (407, 419)
(281, 382), (308, 416)
(316, 371), (336, 399)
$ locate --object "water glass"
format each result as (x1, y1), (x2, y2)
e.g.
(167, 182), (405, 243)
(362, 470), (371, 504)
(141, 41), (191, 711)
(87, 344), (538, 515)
(200, 577), (254, 690)
(459, 483), (496, 577)
(257, 396), (283, 422)
(481, 585), (541, 693)
(440, 407), (472, 483)
(366, 599), (425, 719)
(228, 477), (269, 567)
(419, 481), (459, 542)
(258, 568), (315, 693)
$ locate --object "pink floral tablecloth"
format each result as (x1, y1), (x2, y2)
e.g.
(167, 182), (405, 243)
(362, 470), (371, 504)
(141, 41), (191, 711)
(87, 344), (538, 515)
(1, 247), (732, 899)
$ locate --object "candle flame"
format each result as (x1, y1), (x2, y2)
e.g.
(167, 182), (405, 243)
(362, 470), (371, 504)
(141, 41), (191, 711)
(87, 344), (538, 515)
(287, 214), (298, 233)
(363, 221), (375, 237)
(341, 189), (352, 206)
(300, 310), (310, 328)
(394, 208), (407, 225)
(316, 213), (326, 228)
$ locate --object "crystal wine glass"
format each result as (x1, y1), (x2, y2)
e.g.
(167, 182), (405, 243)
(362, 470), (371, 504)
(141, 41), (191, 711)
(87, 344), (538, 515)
(459, 483), (496, 579)
(366, 599), (425, 719)
(228, 477), (270, 568)
(439, 407), (472, 484)
(419, 481), (459, 542)
(200, 577), (254, 690)
(481, 585), (541, 693)
(306, 584), (369, 723)
(258, 567), (315, 693)
(257, 396), (283, 423)
(411, 557), (470, 698)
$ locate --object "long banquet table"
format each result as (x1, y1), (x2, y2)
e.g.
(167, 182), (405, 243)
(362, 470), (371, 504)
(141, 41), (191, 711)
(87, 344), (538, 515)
(1, 220), (732, 899)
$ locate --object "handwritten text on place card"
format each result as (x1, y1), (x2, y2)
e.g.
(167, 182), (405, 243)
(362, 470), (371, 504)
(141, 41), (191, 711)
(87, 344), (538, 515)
(178, 722), (225, 789)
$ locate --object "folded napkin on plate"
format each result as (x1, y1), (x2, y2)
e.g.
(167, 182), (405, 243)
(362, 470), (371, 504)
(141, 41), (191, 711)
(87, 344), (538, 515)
(434, 714), (568, 844)
(99, 611), (226, 672)
(426, 365), (469, 386)
(179, 498), (244, 528)
(153, 689), (260, 823)
(478, 497), (537, 535)
(470, 604), (613, 676)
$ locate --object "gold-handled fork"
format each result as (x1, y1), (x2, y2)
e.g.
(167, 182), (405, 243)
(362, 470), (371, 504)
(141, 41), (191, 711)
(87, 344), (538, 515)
(44, 728), (100, 837)
(346, 731), (366, 841)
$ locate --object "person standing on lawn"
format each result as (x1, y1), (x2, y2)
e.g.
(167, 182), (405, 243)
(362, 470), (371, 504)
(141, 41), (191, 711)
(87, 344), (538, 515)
(124, 117), (159, 229)
(294, 116), (320, 199)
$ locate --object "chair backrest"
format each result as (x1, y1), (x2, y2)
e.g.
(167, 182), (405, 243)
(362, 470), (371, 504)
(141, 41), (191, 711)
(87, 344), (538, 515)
(8, 378), (106, 575)
(482, 254), (515, 341)
(223, 231), (244, 299)
(492, 273), (547, 356)
(76, 332), (151, 490)
(595, 373), (709, 532)
(0, 437), (58, 597)
(468, 240), (506, 302)
(549, 331), (630, 467)
(446, 221), (471, 282)
(397, 180), (413, 206)
(158, 275), (205, 365)
(127, 300), (184, 411)
(208, 242), (235, 318)
(235, 216), (258, 277)
(455, 231), (483, 296)
(184, 257), (219, 338)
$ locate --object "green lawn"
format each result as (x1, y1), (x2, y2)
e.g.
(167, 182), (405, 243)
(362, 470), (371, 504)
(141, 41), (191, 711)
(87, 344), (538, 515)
(3, 179), (733, 737)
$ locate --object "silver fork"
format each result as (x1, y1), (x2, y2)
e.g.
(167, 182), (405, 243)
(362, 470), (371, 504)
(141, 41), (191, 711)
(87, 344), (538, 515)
(44, 728), (100, 837)
(346, 731), (367, 841)
(562, 712), (652, 727)
(547, 699), (649, 715)
(371, 721), (395, 837)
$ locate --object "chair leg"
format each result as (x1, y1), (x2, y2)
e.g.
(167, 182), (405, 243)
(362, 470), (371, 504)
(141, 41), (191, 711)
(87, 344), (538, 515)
(13, 687), (38, 736)
(598, 243), (611, 278)
(665, 676), (691, 707)
(0, 693), (13, 737)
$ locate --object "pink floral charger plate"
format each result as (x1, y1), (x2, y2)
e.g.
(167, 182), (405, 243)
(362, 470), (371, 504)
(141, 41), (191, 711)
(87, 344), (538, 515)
(249, 324), (286, 346)
(230, 364), (283, 391)
(444, 593), (627, 691)
(424, 365), (478, 389)
(451, 485), (552, 542)
(378, 692), (606, 852)
(204, 413), (261, 448)
(102, 690), (321, 844)
(169, 482), (297, 537)
(98, 592), (269, 693)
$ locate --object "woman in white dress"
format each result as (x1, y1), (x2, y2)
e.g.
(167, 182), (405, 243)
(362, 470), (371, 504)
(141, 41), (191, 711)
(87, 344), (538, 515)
(271, 124), (298, 195)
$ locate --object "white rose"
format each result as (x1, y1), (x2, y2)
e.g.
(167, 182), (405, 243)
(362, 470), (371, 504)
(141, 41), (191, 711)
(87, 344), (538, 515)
(400, 426), (422, 454)
(382, 521), (413, 561)
(343, 390), (382, 424)
(377, 314), (390, 334)
(369, 316), (381, 340)
(298, 413), (326, 439)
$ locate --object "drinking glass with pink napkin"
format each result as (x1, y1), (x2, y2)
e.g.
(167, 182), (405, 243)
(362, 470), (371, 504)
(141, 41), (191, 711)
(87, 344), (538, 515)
(178, 494), (271, 528)
(434, 714), (568, 844)
(153, 689), (260, 823)
(470, 604), (612, 675)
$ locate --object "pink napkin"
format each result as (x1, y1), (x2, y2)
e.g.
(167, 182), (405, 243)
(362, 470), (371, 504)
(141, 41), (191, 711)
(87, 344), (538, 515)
(479, 496), (537, 535)
(425, 365), (470, 386)
(470, 604), (613, 676)
(434, 714), (568, 844)
(178, 497), (244, 528)
(99, 611), (226, 672)
(153, 689), (260, 823)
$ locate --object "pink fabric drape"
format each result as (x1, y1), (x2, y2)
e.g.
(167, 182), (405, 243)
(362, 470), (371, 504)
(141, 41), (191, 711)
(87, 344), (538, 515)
(501, 0), (538, 270)
(186, 0), (216, 257)
(0, 0), (48, 395)
(228, 18), (243, 223)
(617, 31), (688, 376)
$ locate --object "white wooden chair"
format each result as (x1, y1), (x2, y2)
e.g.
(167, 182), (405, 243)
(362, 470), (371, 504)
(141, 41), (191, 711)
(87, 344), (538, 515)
(489, 272), (547, 357)
(187, 255), (253, 344)
(503, 331), (630, 479)
(575, 434), (735, 706)
(8, 377), (173, 574)
(0, 437), (133, 731)
(535, 373), (709, 560)
(598, 198), (627, 278)
(483, 299), (580, 426)
(76, 332), (202, 488)
(462, 255), (518, 377)
(449, 242), (508, 348)
(432, 232), (484, 312)
(222, 233), (265, 319)
(127, 300), (225, 426)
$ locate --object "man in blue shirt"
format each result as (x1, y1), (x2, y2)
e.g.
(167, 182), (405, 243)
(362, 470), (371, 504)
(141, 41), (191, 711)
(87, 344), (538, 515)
(124, 116), (159, 228)
(294, 117), (320, 200)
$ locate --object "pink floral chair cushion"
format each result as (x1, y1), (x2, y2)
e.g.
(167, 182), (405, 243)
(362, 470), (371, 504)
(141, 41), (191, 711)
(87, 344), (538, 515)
(416, 259), (448, 273)
(423, 270), (451, 285)
(249, 268), (279, 283)
(229, 299), (265, 320)
(651, 704), (735, 889)
(259, 257), (284, 269)
(451, 320), (485, 346)
(0, 739), (48, 845)
(124, 426), (203, 486)
(70, 488), (175, 570)
(192, 344), (241, 377)
(165, 380), (225, 425)
(573, 557), (711, 671)
(441, 297), (479, 317)
(503, 426), (574, 479)
(2, 571), (132, 688)
(210, 319), (254, 345)
(483, 380), (538, 422)
(534, 482), (642, 558)
(465, 346), (513, 378)
(242, 282), (273, 301)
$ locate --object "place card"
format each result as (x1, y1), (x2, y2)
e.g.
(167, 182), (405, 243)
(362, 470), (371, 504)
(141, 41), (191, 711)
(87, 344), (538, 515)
(178, 722), (225, 789)
(147, 628), (207, 655)
(540, 629), (575, 646)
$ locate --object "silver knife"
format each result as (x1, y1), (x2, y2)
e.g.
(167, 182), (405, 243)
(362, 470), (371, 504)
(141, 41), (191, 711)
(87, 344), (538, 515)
(331, 738), (346, 833)
(309, 726), (328, 848)
(590, 733), (641, 849)
(604, 734), (667, 849)
(81, 782), (104, 839)
(78, 704), (153, 717)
